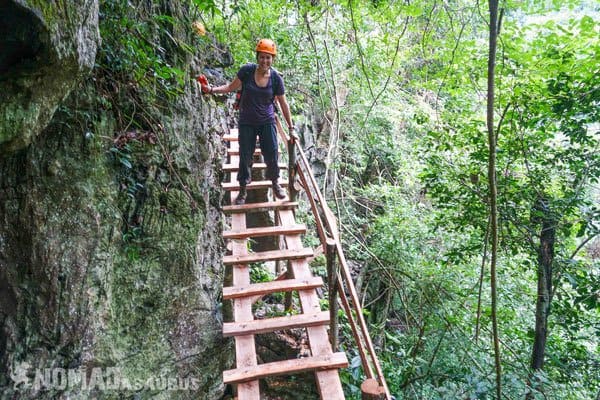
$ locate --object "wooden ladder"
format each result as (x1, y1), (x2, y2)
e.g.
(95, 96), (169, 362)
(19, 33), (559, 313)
(222, 128), (348, 399)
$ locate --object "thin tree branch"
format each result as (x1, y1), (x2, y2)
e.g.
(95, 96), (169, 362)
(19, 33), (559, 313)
(348, 0), (374, 99)
(361, 15), (410, 130)
(475, 216), (491, 343)
(487, 0), (502, 398)
(569, 232), (600, 260)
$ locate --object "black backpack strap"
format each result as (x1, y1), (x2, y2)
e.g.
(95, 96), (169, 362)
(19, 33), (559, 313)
(270, 68), (283, 106)
(242, 63), (256, 85)
(270, 68), (281, 96)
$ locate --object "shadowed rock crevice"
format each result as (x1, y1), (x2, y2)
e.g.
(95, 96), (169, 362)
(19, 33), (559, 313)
(0, 0), (99, 153)
(0, 1), (49, 75)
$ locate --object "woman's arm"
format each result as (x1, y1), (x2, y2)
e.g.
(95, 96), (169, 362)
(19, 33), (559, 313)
(209, 77), (242, 94)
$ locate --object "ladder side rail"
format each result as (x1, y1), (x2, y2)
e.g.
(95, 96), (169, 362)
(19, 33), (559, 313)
(326, 241), (340, 351)
(295, 166), (330, 247)
(289, 163), (375, 381)
(293, 133), (391, 399)
(336, 269), (375, 378)
(296, 148), (377, 380)
(273, 115), (391, 400)
(333, 241), (390, 398)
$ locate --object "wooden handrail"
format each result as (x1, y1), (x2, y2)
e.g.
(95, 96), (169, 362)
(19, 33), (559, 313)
(274, 117), (391, 400)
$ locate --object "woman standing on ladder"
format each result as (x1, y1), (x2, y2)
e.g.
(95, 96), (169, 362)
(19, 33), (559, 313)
(198, 38), (295, 205)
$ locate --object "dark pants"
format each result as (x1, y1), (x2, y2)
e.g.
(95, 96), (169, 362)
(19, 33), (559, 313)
(237, 123), (279, 186)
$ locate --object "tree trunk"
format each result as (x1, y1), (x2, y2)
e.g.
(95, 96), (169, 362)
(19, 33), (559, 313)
(527, 198), (556, 399)
(531, 200), (556, 370)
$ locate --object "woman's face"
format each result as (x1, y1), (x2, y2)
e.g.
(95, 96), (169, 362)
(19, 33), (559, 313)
(257, 52), (274, 70)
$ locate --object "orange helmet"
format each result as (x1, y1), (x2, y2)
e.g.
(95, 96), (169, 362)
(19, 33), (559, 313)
(255, 39), (277, 56)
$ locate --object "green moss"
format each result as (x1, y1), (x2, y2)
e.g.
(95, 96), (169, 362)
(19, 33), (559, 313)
(23, 1), (60, 26)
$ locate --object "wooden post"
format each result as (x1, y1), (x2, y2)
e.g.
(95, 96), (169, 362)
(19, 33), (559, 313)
(361, 379), (386, 400)
(276, 235), (284, 275)
(288, 137), (297, 202)
(284, 135), (297, 312)
(326, 238), (339, 350)
(284, 259), (293, 311)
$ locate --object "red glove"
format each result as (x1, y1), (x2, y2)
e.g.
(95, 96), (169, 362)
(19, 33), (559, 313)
(196, 75), (211, 93)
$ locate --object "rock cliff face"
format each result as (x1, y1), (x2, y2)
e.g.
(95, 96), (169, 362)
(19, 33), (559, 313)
(0, 1), (231, 399)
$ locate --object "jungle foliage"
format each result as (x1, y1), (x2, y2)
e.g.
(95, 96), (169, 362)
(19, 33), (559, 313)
(192, 0), (599, 398)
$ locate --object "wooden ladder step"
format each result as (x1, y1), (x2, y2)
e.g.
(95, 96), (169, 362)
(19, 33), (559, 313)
(227, 149), (262, 156)
(223, 311), (330, 337)
(223, 201), (298, 214)
(223, 135), (261, 145)
(222, 180), (288, 191)
(224, 248), (314, 265)
(223, 352), (348, 384)
(224, 132), (267, 143)
(222, 162), (287, 172)
(223, 224), (306, 240)
(223, 277), (324, 300)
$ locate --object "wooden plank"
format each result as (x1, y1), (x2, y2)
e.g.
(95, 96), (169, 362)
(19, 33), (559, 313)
(222, 133), (257, 142)
(222, 162), (287, 172)
(223, 134), (239, 142)
(223, 311), (330, 337)
(223, 277), (324, 300)
(247, 271), (289, 305)
(229, 212), (261, 398)
(228, 149), (262, 156)
(278, 209), (346, 399)
(223, 224), (306, 240)
(223, 352), (348, 384)
(222, 180), (289, 191)
(223, 201), (298, 214)
(229, 137), (239, 150)
(223, 248), (314, 265)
